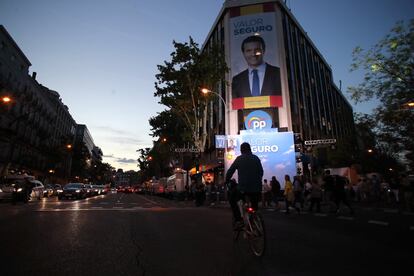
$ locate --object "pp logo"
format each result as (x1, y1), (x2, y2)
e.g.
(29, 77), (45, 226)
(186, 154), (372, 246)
(245, 110), (272, 131)
(251, 118), (267, 129)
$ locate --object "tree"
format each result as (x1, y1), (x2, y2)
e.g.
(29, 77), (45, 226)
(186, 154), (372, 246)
(153, 37), (228, 152)
(353, 113), (403, 174)
(349, 19), (414, 171)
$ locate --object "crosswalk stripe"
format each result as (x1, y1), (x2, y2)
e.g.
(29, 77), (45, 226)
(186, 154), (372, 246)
(337, 216), (354, 220)
(368, 220), (389, 226)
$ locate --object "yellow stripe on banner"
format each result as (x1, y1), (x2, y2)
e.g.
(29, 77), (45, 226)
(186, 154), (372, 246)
(240, 5), (263, 15)
(244, 96), (270, 109)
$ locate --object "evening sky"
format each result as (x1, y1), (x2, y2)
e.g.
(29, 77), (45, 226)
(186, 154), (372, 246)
(1, 0), (413, 171)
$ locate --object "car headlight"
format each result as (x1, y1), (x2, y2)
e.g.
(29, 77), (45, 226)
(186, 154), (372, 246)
(75, 189), (80, 193)
(17, 188), (23, 192)
(57, 189), (63, 193)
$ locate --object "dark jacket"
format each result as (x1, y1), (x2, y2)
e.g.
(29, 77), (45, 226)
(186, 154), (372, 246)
(231, 63), (281, 99)
(225, 153), (264, 193)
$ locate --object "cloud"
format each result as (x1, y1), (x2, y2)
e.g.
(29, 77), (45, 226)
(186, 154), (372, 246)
(103, 154), (136, 164)
(283, 145), (295, 155)
(117, 158), (137, 164)
(275, 163), (287, 170)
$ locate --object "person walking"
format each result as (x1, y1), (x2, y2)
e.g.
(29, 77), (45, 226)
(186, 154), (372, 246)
(270, 176), (281, 210)
(284, 175), (299, 214)
(293, 175), (304, 210)
(323, 170), (336, 212)
(308, 179), (322, 213)
(333, 175), (354, 215)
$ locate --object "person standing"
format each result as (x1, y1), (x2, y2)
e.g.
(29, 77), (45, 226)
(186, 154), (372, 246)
(270, 176), (281, 210)
(308, 179), (322, 213)
(284, 175), (299, 214)
(323, 170), (336, 212)
(292, 175), (304, 211)
(333, 176), (354, 215)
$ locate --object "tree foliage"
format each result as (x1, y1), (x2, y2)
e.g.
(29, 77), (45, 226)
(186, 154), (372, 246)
(153, 37), (228, 152)
(349, 19), (414, 170)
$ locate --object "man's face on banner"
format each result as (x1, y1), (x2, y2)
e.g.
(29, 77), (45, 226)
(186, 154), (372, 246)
(242, 41), (264, 68)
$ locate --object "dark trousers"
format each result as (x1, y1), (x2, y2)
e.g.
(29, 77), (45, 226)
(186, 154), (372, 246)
(309, 198), (321, 212)
(229, 190), (260, 221)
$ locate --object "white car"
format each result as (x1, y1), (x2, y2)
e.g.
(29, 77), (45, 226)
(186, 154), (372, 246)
(29, 180), (45, 200)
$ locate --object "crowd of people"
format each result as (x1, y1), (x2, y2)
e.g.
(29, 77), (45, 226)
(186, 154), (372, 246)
(257, 170), (414, 214)
(183, 169), (414, 214)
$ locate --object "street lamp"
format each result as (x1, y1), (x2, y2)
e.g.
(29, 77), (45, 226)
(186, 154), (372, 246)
(2, 96), (11, 104)
(201, 88), (228, 111)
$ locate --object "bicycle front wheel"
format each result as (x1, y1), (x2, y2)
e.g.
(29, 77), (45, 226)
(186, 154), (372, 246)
(247, 212), (266, 257)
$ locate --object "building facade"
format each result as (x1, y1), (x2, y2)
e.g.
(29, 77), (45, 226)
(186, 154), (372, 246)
(0, 25), (89, 181)
(200, 0), (356, 175)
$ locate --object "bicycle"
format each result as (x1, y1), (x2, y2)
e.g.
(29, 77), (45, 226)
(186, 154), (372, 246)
(233, 195), (266, 257)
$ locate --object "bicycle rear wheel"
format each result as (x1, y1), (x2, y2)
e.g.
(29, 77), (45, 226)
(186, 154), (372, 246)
(247, 212), (266, 257)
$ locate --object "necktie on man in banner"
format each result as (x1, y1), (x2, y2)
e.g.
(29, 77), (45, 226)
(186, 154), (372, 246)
(251, 69), (260, 96)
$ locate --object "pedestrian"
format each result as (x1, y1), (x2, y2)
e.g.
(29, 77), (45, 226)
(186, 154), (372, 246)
(333, 175), (354, 215)
(284, 175), (299, 214)
(304, 176), (312, 207)
(293, 175), (304, 210)
(270, 176), (281, 210)
(308, 178), (322, 213)
(323, 170), (336, 211)
(263, 179), (272, 207)
(262, 179), (268, 207)
(388, 176), (400, 204)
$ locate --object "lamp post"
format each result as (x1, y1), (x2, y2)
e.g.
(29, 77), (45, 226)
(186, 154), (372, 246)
(201, 88), (228, 112)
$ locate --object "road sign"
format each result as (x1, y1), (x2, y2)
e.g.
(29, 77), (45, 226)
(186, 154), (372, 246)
(304, 139), (336, 146)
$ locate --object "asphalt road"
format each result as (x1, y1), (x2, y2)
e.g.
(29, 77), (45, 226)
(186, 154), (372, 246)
(0, 193), (413, 276)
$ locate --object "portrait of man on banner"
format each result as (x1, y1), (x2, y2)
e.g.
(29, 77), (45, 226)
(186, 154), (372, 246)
(230, 10), (283, 110)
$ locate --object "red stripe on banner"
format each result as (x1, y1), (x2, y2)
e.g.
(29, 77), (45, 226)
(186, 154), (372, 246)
(269, 96), (283, 107)
(263, 3), (275, 12)
(229, 7), (241, 18)
(232, 98), (244, 110)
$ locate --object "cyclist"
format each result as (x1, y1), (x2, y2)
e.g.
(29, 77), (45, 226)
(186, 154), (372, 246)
(225, 142), (264, 229)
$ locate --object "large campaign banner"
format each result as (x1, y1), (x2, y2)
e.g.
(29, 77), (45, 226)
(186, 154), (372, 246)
(229, 4), (283, 110)
(223, 130), (296, 189)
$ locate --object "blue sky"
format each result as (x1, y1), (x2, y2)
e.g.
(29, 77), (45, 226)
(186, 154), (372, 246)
(1, 0), (413, 171)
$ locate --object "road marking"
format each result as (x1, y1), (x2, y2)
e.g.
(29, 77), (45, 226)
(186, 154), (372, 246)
(337, 216), (354, 220)
(137, 195), (159, 204)
(368, 220), (389, 226)
(384, 209), (398, 213)
(35, 207), (198, 212)
(314, 213), (328, 217)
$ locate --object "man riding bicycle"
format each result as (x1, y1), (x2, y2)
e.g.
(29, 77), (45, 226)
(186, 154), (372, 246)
(225, 142), (264, 229)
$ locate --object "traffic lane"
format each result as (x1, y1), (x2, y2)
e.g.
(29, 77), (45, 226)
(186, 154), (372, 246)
(0, 210), (143, 276)
(261, 210), (414, 275)
(0, 206), (237, 276)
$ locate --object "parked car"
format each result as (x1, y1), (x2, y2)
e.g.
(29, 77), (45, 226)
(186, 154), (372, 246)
(91, 184), (103, 195)
(0, 182), (15, 201)
(83, 184), (94, 197)
(59, 183), (87, 200)
(43, 184), (55, 198)
(30, 180), (44, 200)
(53, 184), (63, 196)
